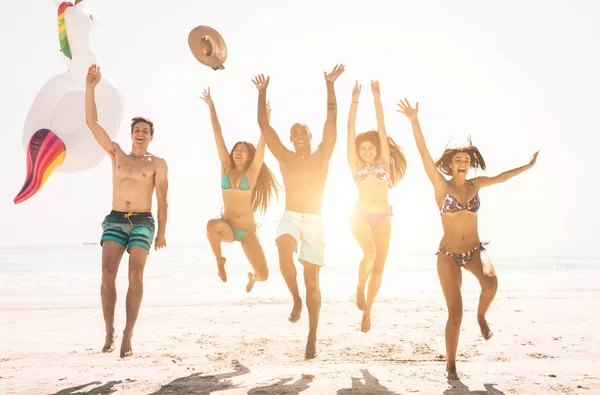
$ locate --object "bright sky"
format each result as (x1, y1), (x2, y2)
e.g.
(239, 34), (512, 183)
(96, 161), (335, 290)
(1, 0), (598, 255)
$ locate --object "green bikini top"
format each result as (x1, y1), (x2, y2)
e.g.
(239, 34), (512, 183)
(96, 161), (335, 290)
(221, 171), (251, 191)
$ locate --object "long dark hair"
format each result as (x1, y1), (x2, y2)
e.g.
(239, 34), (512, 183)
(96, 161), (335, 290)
(355, 130), (407, 187)
(229, 141), (279, 214)
(435, 137), (486, 177)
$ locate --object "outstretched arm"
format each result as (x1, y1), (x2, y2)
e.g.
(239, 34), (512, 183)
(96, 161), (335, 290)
(85, 65), (118, 157)
(200, 88), (231, 170)
(250, 101), (271, 180)
(472, 151), (539, 189)
(253, 74), (289, 161)
(347, 81), (361, 173)
(154, 158), (168, 250)
(321, 64), (345, 159)
(372, 81), (391, 171)
(397, 99), (446, 189)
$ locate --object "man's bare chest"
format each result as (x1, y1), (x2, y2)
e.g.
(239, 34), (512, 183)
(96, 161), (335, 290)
(115, 157), (155, 180)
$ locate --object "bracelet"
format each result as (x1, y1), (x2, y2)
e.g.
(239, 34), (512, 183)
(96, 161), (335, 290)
(352, 101), (358, 104)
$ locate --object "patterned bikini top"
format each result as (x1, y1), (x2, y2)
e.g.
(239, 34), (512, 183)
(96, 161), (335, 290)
(440, 182), (481, 216)
(354, 160), (391, 186)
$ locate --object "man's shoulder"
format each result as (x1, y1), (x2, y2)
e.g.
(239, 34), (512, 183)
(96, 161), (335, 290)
(148, 153), (167, 165)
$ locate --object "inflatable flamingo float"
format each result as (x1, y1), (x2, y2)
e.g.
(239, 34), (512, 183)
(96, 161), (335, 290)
(14, 0), (124, 204)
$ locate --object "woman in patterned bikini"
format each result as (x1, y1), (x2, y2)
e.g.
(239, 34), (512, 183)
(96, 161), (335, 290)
(202, 87), (280, 293)
(347, 81), (407, 333)
(397, 98), (539, 380)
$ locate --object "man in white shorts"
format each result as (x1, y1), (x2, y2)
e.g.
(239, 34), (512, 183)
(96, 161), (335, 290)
(252, 64), (345, 359)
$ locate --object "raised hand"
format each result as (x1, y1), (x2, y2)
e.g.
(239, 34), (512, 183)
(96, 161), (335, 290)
(371, 80), (381, 98)
(200, 87), (214, 106)
(397, 98), (419, 121)
(529, 150), (540, 167)
(324, 64), (345, 83)
(252, 74), (270, 91)
(86, 64), (101, 88)
(352, 81), (361, 102)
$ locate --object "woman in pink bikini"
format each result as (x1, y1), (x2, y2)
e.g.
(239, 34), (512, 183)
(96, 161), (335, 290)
(347, 80), (407, 333)
(397, 97), (539, 380)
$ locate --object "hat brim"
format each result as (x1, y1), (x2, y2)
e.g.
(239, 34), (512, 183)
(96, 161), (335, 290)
(188, 26), (227, 68)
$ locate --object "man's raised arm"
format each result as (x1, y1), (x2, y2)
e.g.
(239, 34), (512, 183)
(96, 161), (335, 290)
(253, 74), (288, 161)
(321, 64), (345, 159)
(85, 64), (117, 157)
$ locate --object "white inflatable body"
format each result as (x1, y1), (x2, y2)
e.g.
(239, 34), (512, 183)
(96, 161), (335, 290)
(15, 0), (124, 203)
(22, 72), (123, 172)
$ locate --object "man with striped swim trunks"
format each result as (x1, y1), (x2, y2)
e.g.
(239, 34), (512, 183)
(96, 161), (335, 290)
(86, 64), (169, 358)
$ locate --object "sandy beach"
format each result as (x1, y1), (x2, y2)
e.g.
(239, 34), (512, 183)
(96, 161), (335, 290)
(2, 252), (599, 395)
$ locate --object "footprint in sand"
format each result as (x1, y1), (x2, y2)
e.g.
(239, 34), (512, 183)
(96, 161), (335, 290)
(528, 353), (554, 359)
(413, 342), (434, 355)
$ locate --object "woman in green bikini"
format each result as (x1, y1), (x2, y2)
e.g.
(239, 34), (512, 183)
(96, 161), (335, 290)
(202, 87), (279, 292)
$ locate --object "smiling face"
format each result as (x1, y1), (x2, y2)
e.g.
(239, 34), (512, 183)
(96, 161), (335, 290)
(289, 123), (311, 152)
(231, 142), (250, 167)
(450, 151), (471, 178)
(131, 121), (153, 148)
(358, 140), (377, 163)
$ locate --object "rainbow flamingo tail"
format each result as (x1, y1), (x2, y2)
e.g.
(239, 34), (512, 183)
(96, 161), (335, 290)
(14, 129), (66, 204)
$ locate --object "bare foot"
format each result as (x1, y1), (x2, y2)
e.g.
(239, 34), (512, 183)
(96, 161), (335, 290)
(356, 287), (367, 311)
(217, 257), (227, 282)
(305, 334), (317, 360)
(246, 272), (256, 293)
(120, 335), (133, 358)
(102, 333), (117, 353)
(361, 311), (371, 333)
(446, 364), (459, 380)
(478, 317), (493, 340)
(289, 298), (302, 323)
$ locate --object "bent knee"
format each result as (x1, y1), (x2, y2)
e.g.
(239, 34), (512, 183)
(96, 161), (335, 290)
(276, 234), (297, 253)
(481, 273), (498, 291)
(206, 219), (221, 233)
(255, 268), (269, 282)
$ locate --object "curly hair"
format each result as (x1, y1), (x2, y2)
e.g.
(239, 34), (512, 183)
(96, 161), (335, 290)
(355, 130), (407, 187)
(229, 141), (280, 214)
(435, 137), (486, 176)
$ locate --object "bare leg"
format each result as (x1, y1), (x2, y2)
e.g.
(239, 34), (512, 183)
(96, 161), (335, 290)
(100, 241), (125, 353)
(276, 234), (302, 323)
(349, 209), (377, 312)
(362, 216), (391, 333)
(240, 230), (269, 292)
(437, 255), (463, 380)
(206, 219), (235, 282)
(465, 250), (498, 341)
(303, 262), (321, 359)
(120, 246), (149, 358)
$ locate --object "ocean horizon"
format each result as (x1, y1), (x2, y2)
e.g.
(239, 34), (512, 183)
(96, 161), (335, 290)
(2, 245), (599, 309)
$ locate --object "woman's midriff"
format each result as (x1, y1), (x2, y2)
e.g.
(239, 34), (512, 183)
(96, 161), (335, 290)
(355, 180), (390, 213)
(222, 190), (256, 228)
(439, 213), (481, 252)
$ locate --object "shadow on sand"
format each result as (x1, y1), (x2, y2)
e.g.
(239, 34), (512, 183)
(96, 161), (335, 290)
(51, 380), (122, 395)
(247, 374), (314, 394)
(444, 380), (506, 395)
(337, 369), (398, 395)
(149, 359), (250, 394)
